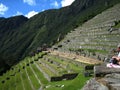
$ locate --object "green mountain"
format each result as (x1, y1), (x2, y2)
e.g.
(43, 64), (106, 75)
(0, 16), (28, 74)
(0, 0), (120, 74)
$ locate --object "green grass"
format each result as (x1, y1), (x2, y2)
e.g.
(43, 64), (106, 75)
(62, 74), (91, 90)
(0, 82), (2, 90)
(44, 73), (91, 90)
(8, 73), (16, 90)
(0, 71), (12, 90)
(43, 55), (83, 74)
(39, 58), (62, 75)
(31, 64), (48, 84)
(37, 62), (55, 77)
(20, 66), (33, 90)
(67, 62), (83, 72)
(85, 48), (108, 54)
(26, 64), (41, 89)
(38, 54), (85, 72)
(114, 22), (120, 28)
(48, 56), (67, 65)
(15, 72), (24, 90)
(0, 76), (2, 90)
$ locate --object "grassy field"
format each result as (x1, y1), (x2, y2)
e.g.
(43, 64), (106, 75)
(44, 73), (90, 90)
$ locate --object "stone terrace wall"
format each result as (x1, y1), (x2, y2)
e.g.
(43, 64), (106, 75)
(54, 3), (120, 61)
(51, 73), (78, 82)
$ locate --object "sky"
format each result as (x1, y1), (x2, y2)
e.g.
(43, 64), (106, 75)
(0, 0), (75, 18)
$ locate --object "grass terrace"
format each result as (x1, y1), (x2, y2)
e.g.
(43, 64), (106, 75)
(0, 52), (93, 90)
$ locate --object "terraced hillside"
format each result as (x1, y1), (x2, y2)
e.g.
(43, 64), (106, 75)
(1, 2), (120, 90)
(0, 52), (91, 90)
(1, 0), (120, 76)
(54, 3), (120, 61)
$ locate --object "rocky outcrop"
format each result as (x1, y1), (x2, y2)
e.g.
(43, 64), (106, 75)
(82, 78), (109, 90)
(82, 65), (120, 90)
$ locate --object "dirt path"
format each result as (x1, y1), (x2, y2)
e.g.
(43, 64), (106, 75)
(49, 50), (103, 65)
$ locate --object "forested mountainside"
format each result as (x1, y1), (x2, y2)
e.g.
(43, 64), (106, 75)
(0, 0), (120, 74)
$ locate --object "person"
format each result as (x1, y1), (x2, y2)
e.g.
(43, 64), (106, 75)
(110, 44), (120, 65)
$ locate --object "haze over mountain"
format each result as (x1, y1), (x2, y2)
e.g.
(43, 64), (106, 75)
(0, 0), (120, 74)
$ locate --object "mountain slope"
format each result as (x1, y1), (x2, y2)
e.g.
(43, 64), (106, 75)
(0, 16), (28, 74)
(0, 0), (120, 74)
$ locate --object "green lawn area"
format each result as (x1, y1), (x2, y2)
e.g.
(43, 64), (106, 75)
(0, 69), (17, 90)
(20, 65), (33, 90)
(31, 64), (48, 85)
(15, 72), (24, 90)
(44, 73), (91, 90)
(26, 65), (41, 89)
